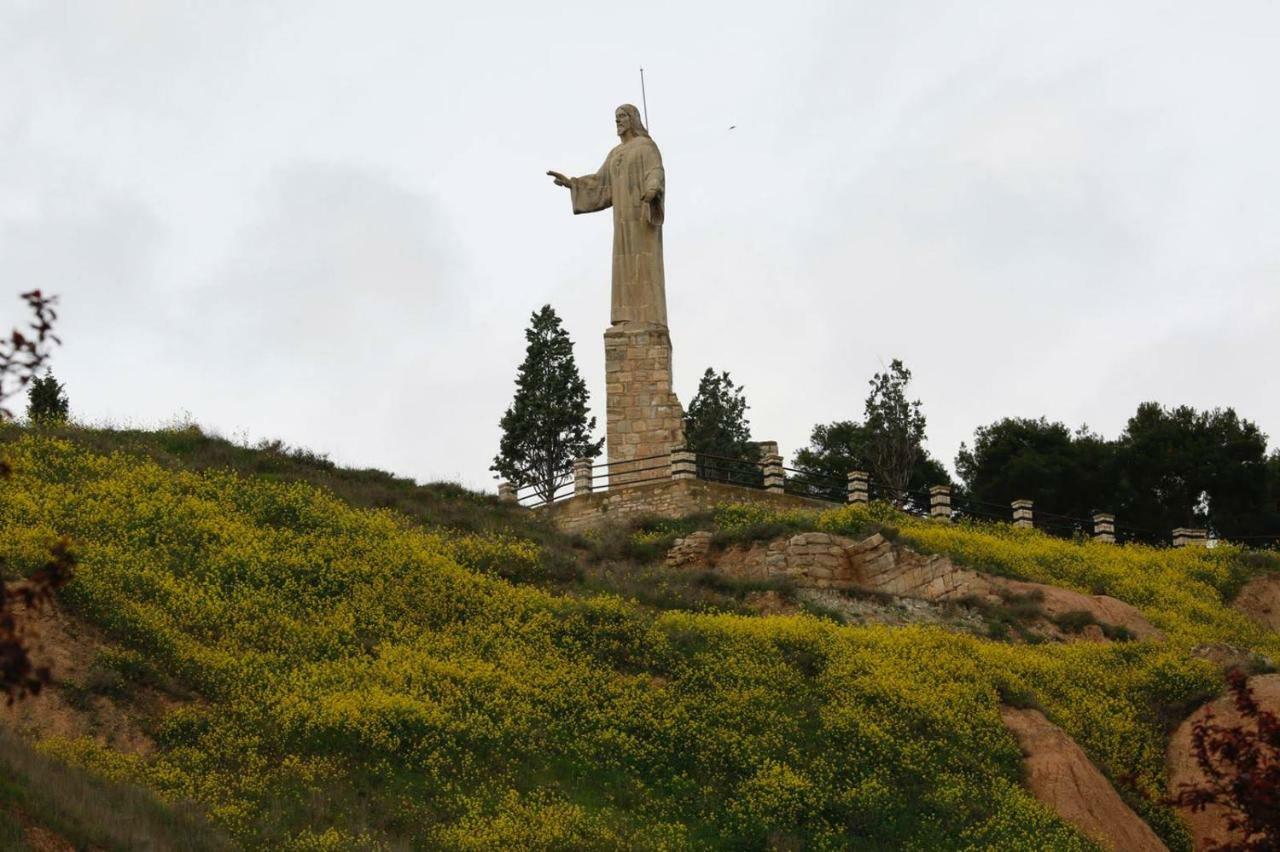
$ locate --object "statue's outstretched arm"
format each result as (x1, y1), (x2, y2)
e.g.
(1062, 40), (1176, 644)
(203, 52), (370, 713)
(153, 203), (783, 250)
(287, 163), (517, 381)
(552, 155), (612, 215)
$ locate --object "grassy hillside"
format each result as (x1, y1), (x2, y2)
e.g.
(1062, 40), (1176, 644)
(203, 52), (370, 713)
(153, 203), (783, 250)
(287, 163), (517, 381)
(0, 427), (1276, 849)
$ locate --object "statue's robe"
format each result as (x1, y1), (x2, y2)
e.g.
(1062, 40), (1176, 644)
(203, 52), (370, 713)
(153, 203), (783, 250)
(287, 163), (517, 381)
(569, 136), (667, 327)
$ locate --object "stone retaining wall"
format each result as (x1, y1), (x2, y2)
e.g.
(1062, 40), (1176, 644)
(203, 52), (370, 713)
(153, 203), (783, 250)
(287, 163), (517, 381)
(539, 479), (830, 533)
(665, 530), (1163, 641)
(666, 530), (968, 596)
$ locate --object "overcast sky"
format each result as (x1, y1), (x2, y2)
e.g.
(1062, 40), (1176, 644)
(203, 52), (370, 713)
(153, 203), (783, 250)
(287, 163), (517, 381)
(4, 1), (1278, 491)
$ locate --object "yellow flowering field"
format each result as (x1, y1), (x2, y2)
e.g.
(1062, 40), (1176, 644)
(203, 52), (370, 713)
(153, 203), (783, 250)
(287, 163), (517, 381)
(1, 436), (1275, 849)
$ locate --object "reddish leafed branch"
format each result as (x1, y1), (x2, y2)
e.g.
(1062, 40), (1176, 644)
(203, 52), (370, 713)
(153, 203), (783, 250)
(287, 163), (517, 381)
(0, 289), (60, 421)
(1165, 669), (1280, 851)
(1, 537), (75, 703)
(0, 290), (74, 702)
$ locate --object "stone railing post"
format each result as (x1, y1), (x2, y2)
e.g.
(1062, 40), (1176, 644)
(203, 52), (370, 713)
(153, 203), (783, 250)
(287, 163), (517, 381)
(929, 485), (952, 522)
(847, 471), (869, 505)
(762, 453), (784, 494)
(573, 458), (593, 497)
(1091, 512), (1115, 544)
(670, 446), (697, 481)
(1172, 527), (1207, 548)
(498, 481), (516, 503)
(1012, 499), (1034, 528)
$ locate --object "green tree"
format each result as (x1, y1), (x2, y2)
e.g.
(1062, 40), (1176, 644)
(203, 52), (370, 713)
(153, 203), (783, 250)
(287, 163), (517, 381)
(1267, 450), (1280, 537)
(683, 368), (760, 484)
(956, 418), (1117, 527)
(793, 418), (949, 502)
(491, 306), (602, 505)
(1115, 403), (1276, 540)
(956, 405), (1280, 542)
(864, 359), (928, 505)
(26, 370), (69, 424)
(793, 420), (868, 492)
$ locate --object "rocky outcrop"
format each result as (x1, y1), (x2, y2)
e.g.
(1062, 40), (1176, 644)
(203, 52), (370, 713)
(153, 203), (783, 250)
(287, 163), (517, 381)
(664, 530), (715, 570)
(1167, 673), (1280, 850)
(794, 587), (989, 631)
(1190, 643), (1275, 673)
(1000, 707), (1168, 851)
(1233, 574), (1280, 632)
(848, 532), (983, 599)
(998, 577), (1163, 642)
(666, 530), (1163, 642)
(668, 531), (969, 594)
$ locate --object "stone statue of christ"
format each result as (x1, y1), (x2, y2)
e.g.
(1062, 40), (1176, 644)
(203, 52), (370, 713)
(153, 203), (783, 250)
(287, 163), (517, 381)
(548, 104), (667, 327)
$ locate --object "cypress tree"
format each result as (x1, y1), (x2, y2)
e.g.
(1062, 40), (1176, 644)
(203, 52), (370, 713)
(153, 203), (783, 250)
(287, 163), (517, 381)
(26, 370), (69, 424)
(492, 306), (602, 504)
(683, 368), (759, 483)
(864, 359), (926, 506)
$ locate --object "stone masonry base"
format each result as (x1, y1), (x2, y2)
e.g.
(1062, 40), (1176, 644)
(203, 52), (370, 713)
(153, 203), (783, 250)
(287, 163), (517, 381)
(604, 323), (684, 486)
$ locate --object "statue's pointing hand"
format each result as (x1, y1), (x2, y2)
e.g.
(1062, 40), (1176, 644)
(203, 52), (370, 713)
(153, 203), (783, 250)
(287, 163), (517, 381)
(547, 170), (571, 188)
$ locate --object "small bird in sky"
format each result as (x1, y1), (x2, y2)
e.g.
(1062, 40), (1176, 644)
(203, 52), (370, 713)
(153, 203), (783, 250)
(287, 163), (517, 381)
(729, 125), (736, 130)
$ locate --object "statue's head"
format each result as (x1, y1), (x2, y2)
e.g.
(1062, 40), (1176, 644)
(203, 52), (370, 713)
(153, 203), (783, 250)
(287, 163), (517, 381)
(615, 104), (650, 139)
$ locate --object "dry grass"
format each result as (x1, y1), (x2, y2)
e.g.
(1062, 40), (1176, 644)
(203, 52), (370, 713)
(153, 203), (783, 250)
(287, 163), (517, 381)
(0, 726), (232, 851)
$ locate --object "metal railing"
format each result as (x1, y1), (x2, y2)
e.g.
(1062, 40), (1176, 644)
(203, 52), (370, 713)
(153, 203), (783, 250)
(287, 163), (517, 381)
(781, 466), (845, 504)
(948, 494), (1015, 524)
(590, 453), (671, 492)
(514, 474), (574, 507)
(513, 454), (675, 505)
(694, 452), (764, 489)
(508, 456), (1280, 551)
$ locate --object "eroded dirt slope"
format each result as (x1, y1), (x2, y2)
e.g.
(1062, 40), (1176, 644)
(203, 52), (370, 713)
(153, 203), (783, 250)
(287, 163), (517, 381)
(1002, 706), (1168, 852)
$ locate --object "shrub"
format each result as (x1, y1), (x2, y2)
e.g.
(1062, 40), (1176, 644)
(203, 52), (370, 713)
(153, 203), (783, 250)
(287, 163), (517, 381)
(1053, 610), (1099, 634)
(84, 648), (159, 696)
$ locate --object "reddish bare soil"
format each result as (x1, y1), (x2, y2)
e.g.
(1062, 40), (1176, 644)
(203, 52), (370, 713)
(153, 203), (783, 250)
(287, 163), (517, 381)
(1001, 707), (1168, 851)
(1233, 575), (1280, 632)
(1, 600), (188, 755)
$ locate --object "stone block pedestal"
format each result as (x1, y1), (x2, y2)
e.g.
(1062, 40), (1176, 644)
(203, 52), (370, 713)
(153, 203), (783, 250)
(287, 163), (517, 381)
(604, 322), (684, 486)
